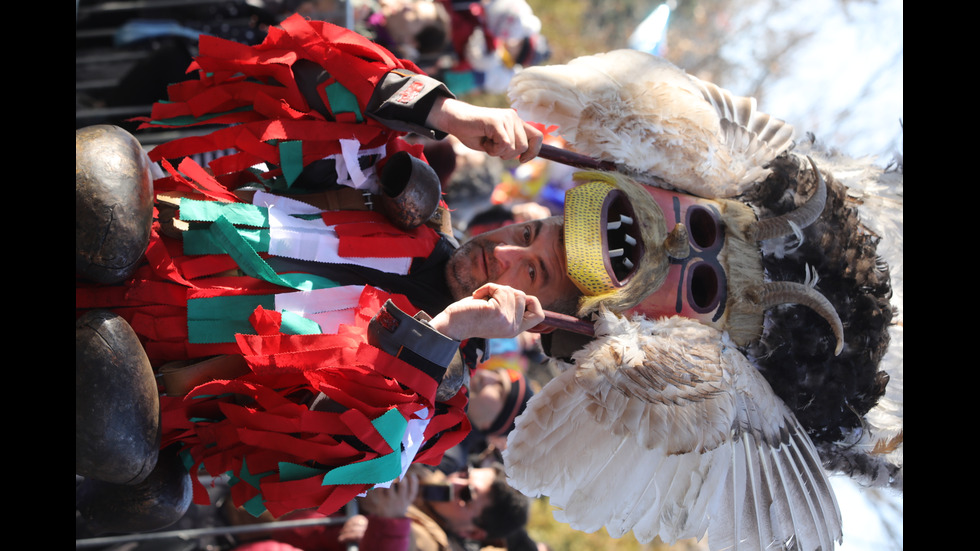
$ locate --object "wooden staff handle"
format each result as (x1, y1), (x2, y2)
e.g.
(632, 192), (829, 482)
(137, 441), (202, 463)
(539, 310), (596, 336)
(537, 144), (617, 171)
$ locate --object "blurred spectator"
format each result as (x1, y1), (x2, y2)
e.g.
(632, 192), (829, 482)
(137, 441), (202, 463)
(299, 0), (548, 93)
(412, 463), (530, 547)
(468, 356), (532, 437)
(226, 463), (529, 551)
(463, 201), (552, 238)
(485, 526), (548, 551)
(464, 204), (517, 237)
(292, 0), (349, 24)
(433, 0), (550, 95)
(348, 0), (453, 67)
(439, 357), (535, 474)
(77, 1), (294, 131)
(438, 142), (506, 233)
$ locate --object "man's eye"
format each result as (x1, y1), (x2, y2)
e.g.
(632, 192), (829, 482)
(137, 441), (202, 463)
(528, 265), (536, 282)
(523, 226), (531, 244)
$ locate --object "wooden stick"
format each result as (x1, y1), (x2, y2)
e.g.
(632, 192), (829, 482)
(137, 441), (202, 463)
(540, 310), (596, 336)
(536, 144), (668, 189)
(537, 144), (617, 171)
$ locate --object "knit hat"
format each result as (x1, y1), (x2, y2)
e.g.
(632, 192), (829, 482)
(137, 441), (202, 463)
(484, 369), (534, 437)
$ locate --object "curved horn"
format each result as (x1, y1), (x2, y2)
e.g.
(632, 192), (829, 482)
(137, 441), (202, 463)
(743, 281), (844, 355)
(749, 156), (827, 241)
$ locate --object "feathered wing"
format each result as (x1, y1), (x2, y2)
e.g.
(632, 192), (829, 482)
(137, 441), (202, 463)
(508, 49), (794, 197)
(504, 313), (842, 550)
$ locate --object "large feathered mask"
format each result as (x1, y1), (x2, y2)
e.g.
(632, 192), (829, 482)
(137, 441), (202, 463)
(502, 49), (902, 551)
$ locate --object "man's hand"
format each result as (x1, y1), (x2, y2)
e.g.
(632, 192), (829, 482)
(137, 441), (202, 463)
(359, 473), (419, 518)
(426, 97), (543, 163)
(429, 283), (545, 341)
(337, 514), (368, 544)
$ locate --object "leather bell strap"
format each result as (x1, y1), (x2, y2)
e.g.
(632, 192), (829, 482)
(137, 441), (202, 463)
(235, 186), (376, 213)
(185, 284), (378, 346)
(179, 195), (438, 264)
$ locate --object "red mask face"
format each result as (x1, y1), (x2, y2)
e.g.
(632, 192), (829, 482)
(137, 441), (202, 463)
(625, 190), (729, 328)
(563, 176), (737, 333)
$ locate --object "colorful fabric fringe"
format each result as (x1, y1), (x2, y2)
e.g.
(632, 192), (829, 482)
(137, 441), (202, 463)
(76, 15), (472, 517)
(76, 171), (468, 517)
(135, 13), (428, 191)
(159, 286), (470, 519)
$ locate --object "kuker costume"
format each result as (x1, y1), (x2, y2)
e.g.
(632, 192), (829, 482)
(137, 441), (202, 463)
(76, 15), (482, 526)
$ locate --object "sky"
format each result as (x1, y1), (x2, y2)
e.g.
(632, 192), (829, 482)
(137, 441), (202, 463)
(718, 0), (904, 162)
(831, 476), (903, 550)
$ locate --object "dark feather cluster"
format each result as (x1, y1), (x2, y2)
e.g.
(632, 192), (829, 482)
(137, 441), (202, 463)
(741, 151), (895, 446)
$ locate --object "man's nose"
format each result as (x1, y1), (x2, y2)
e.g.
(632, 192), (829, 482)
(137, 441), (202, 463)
(492, 244), (526, 271)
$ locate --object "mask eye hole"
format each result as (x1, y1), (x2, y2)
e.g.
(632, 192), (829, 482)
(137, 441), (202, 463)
(687, 206), (721, 250)
(688, 262), (723, 312)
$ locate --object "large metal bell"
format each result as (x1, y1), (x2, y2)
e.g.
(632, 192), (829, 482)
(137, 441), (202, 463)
(76, 124), (154, 284)
(378, 151), (442, 230)
(76, 445), (193, 536)
(76, 309), (160, 485)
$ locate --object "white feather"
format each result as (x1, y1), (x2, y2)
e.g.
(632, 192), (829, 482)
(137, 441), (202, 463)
(508, 49), (795, 198)
(504, 312), (842, 550)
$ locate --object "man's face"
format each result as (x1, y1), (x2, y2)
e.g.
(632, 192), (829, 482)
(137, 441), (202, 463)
(429, 467), (497, 539)
(467, 368), (509, 431)
(446, 216), (580, 312)
(382, 0), (442, 48)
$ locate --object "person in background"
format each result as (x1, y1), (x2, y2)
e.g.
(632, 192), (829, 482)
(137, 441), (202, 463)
(348, 0), (453, 67)
(438, 357), (535, 474)
(431, 0), (550, 94)
(227, 463), (529, 551)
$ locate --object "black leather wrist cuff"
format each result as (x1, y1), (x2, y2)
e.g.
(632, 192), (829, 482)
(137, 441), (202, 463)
(368, 300), (460, 380)
(366, 70), (454, 139)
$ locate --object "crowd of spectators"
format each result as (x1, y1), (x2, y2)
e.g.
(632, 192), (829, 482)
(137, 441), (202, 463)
(76, 0), (549, 132)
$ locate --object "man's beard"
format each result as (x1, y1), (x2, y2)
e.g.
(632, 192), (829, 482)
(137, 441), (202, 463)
(445, 239), (491, 300)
